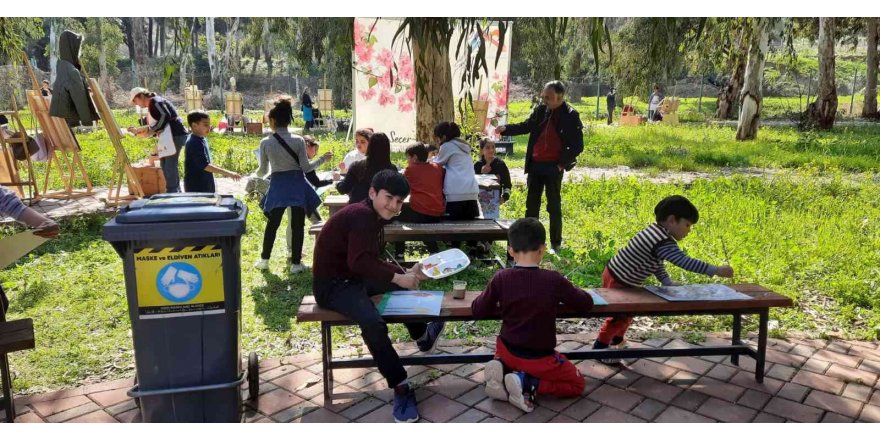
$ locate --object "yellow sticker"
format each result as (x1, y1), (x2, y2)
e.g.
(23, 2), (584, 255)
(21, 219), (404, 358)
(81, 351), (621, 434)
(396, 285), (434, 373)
(134, 245), (225, 319)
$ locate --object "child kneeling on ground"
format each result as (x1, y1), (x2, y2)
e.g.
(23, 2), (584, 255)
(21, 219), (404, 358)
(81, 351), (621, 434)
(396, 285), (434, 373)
(593, 195), (735, 363)
(472, 217), (594, 412)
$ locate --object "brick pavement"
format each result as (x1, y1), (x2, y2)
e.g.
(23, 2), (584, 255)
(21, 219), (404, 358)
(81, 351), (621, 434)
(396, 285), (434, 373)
(4, 334), (879, 423)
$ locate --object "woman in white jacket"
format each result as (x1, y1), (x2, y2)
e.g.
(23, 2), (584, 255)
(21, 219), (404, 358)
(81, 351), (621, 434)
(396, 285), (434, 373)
(432, 121), (479, 220)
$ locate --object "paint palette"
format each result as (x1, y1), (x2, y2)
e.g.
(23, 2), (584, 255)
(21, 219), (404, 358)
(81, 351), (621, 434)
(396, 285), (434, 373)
(420, 249), (471, 280)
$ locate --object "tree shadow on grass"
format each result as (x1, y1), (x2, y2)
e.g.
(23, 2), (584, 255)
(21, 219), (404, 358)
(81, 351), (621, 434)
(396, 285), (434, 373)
(250, 270), (312, 332)
(6, 280), (51, 314)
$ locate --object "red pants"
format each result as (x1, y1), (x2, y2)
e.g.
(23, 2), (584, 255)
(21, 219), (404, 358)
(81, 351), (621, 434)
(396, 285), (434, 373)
(596, 267), (634, 345)
(494, 337), (585, 397)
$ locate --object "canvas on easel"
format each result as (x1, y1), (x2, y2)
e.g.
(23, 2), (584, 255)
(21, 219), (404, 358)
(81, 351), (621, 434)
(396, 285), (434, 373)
(87, 78), (143, 206)
(0, 95), (40, 201)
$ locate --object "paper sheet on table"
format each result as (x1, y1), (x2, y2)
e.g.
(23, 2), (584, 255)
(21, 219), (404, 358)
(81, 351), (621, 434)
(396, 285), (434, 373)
(584, 289), (609, 306)
(376, 291), (444, 316)
(644, 284), (751, 301)
(0, 231), (49, 270)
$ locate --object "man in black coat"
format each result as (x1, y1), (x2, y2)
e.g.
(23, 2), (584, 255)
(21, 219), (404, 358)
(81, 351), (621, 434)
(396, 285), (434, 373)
(495, 80), (584, 252)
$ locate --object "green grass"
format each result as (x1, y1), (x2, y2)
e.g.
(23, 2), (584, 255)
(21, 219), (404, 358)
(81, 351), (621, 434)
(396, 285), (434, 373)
(3, 171), (880, 393)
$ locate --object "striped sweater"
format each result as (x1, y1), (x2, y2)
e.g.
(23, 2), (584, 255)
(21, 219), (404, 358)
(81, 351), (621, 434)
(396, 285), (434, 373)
(607, 223), (717, 287)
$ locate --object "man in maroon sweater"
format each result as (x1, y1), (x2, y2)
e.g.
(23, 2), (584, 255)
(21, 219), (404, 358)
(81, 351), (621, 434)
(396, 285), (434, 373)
(312, 170), (444, 423)
(472, 218), (593, 413)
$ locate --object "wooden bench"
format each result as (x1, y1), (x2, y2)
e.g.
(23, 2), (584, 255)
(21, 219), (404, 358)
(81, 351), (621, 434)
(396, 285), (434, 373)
(296, 284), (792, 401)
(324, 194), (410, 217)
(0, 318), (35, 422)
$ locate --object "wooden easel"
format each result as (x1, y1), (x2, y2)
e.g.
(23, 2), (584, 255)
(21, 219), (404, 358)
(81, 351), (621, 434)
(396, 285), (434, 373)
(87, 78), (143, 207)
(185, 85), (203, 112)
(20, 52), (93, 200)
(0, 95), (39, 202)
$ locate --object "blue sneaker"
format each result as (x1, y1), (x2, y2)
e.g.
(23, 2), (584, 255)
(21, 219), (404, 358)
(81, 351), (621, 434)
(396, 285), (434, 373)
(416, 321), (445, 353)
(392, 386), (419, 423)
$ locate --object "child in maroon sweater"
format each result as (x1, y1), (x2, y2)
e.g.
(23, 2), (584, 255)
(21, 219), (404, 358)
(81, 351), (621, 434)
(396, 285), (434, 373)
(312, 170), (445, 423)
(472, 218), (593, 412)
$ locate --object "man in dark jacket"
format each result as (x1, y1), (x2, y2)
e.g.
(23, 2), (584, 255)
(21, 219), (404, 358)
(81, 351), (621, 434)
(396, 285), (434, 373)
(495, 80), (584, 252)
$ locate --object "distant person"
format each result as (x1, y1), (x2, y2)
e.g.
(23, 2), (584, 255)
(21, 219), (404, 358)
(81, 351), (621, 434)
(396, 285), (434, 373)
(495, 80), (584, 253)
(337, 132), (397, 204)
(425, 144), (439, 161)
(472, 218), (592, 413)
(474, 137), (512, 203)
(340, 128), (372, 174)
(183, 110), (241, 193)
(592, 195), (734, 364)
(301, 87), (314, 132)
(648, 84), (664, 122)
(606, 88), (617, 125)
(254, 96), (329, 274)
(40, 80), (52, 97)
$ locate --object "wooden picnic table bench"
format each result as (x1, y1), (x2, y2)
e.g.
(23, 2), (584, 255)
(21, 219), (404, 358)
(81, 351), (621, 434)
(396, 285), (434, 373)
(1, 318), (35, 422)
(296, 284), (792, 401)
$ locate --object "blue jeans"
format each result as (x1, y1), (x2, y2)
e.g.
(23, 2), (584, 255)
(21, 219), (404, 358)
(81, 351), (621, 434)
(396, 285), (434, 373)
(160, 135), (188, 193)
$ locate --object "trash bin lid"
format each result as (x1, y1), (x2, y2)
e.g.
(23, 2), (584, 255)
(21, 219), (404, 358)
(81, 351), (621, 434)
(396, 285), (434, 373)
(102, 193), (248, 242)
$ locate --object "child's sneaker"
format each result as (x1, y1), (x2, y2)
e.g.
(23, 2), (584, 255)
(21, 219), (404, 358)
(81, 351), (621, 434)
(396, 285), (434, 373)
(503, 372), (536, 413)
(598, 341), (637, 365)
(484, 359), (508, 401)
(254, 259), (270, 270)
(392, 384), (419, 423)
(416, 321), (445, 353)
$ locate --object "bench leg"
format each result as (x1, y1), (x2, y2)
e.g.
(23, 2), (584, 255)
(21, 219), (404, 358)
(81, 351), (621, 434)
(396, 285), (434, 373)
(731, 313), (742, 366)
(755, 310), (769, 383)
(1, 353), (14, 422)
(321, 322), (334, 402)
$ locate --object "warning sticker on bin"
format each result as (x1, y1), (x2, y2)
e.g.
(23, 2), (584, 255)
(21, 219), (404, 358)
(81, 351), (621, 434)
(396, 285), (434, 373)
(134, 245), (225, 319)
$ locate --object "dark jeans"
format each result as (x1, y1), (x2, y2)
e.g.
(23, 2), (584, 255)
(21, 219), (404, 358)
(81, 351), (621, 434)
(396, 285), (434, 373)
(445, 199), (480, 248)
(159, 135), (188, 193)
(607, 106), (614, 125)
(394, 206), (442, 256)
(261, 206), (305, 262)
(313, 277), (428, 388)
(526, 161), (564, 247)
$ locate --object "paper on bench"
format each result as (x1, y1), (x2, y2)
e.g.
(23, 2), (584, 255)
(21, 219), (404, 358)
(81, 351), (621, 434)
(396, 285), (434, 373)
(0, 231), (49, 270)
(377, 290), (443, 316)
(584, 289), (609, 306)
(644, 284), (751, 301)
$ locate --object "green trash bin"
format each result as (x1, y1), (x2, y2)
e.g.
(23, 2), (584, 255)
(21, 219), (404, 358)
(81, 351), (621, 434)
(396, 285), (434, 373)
(102, 193), (258, 422)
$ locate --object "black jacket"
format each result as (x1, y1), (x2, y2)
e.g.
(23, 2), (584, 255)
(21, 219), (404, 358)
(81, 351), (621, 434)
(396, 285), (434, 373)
(503, 102), (584, 173)
(49, 30), (100, 126)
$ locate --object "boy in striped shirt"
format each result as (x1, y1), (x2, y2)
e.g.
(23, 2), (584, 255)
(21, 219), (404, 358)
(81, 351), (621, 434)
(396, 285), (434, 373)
(593, 195), (734, 363)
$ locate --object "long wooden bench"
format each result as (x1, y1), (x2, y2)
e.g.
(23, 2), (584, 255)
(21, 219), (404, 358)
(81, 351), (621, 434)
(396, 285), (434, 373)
(296, 284), (793, 401)
(0, 318), (35, 422)
(309, 219), (510, 242)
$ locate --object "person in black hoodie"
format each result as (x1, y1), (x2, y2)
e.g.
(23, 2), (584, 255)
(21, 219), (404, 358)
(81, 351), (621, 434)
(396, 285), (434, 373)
(495, 80), (584, 252)
(474, 137), (512, 203)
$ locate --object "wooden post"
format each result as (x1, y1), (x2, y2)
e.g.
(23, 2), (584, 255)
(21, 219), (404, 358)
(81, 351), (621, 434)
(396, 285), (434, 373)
(850, 69), (858, 118)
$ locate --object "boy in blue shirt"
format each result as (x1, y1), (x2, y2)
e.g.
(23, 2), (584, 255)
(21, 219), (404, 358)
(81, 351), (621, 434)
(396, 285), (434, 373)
(184, 111), (241, 193)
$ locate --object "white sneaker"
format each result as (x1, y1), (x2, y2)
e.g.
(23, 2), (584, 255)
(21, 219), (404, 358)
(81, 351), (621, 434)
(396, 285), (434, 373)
(503, 373), (534, 413)
(289, 263), (310, 274)
(254, 259), (270, 270)
(484, 360), (508, 401)
(599, 341), (637, 365)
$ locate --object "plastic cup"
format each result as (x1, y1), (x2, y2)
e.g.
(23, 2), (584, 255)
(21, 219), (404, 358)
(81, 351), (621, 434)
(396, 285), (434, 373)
(452, 280), (467, 299)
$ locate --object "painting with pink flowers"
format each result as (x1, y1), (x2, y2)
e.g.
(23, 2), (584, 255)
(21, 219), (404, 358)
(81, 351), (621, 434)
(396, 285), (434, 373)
(353, 18), (417, 146)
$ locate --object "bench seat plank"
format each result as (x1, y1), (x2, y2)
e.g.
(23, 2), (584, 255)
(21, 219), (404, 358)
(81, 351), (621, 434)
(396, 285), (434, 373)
(309, 219), (510, 242)
(296, 284), (792, 323)
(0, 319), (35, 353)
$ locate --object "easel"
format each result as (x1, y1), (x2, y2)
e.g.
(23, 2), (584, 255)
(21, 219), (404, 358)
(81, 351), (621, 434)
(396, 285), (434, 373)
(20, 52), (93, 200)
(185, 85), (203, 112)
(659, 97), (680, 125)
(225, 92), (243, 132)
(87, 78), (143, 206)
(0, 95), (39, 202)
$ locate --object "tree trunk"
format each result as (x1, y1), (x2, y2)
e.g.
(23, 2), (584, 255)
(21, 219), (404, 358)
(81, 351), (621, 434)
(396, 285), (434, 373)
(121, 18), (135, 61)
(716, 45), (747, 120)
(808, 17), (838, 130)
(263, 19), (274, 88)
(49, 19), (58, 83)
(863, 17), (879, 118)
(206, 17), (219, 106)
(131, 17), (148, 87)
(250, 46), (261, 76)
(148, 18), (154, 57)
(95, 19), (111, 103)
(219, 18), (240, 105)
(412, 35), (454, 143)
(736, 18), (772, 141)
